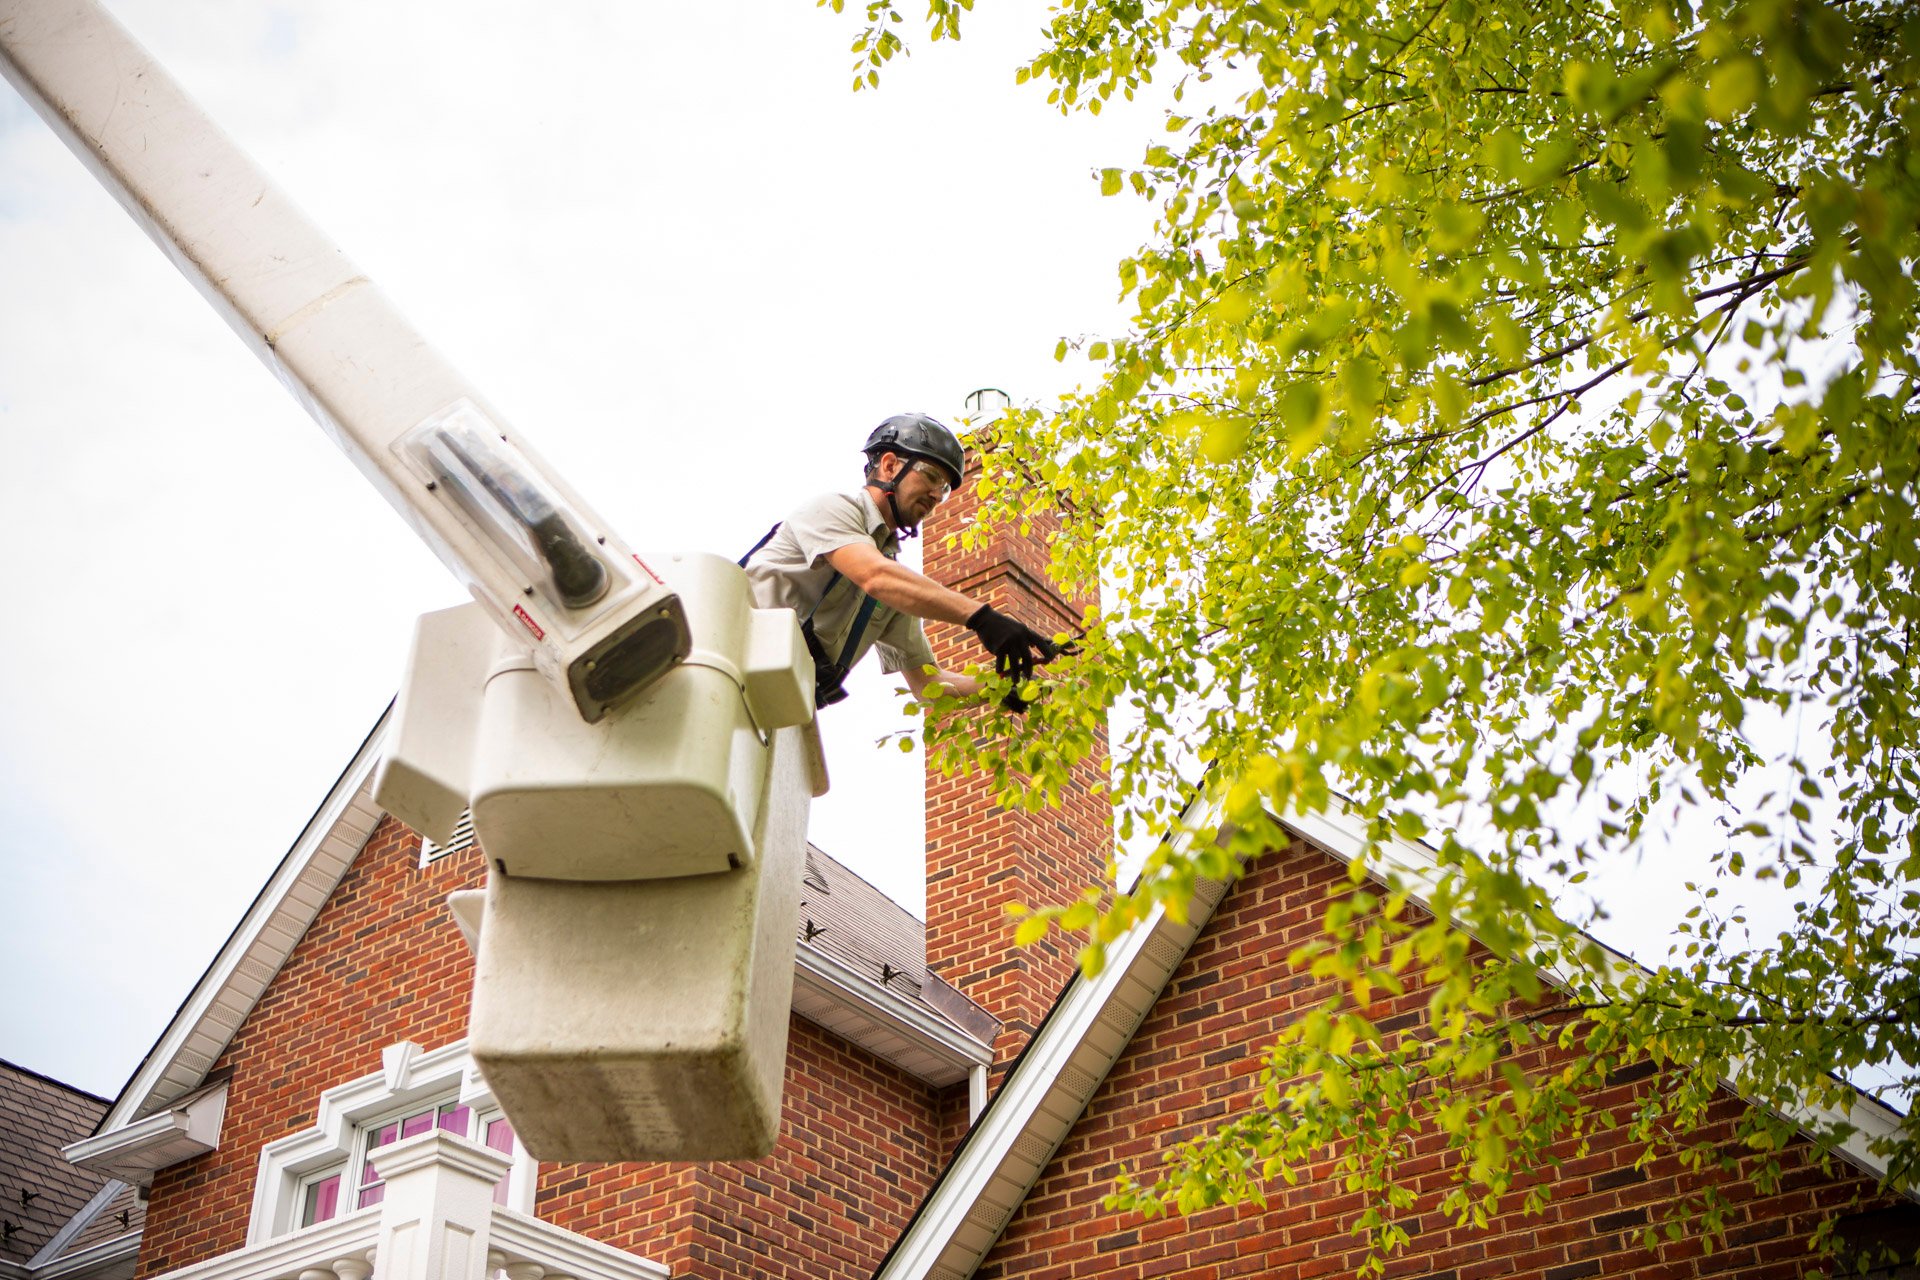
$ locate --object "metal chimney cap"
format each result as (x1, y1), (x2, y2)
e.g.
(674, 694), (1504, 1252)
(964, 387), (1011, 415)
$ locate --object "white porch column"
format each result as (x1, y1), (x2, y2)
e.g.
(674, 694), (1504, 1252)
(368, 1132), (512, 1280)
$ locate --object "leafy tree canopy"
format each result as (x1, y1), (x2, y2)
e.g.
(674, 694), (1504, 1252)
(825, 0), (1918, 1265)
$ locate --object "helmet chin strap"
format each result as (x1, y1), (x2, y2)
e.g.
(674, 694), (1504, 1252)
(872, 455), (920, 539)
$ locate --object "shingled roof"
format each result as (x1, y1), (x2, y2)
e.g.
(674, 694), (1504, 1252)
(0, 1059), (143, 1279)
(797, 846), (998, 1048)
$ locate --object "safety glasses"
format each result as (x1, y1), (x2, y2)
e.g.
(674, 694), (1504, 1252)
(908, 458), (953, 498)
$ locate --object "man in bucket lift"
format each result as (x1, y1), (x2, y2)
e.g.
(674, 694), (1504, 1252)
(742, 414), (1066, 711)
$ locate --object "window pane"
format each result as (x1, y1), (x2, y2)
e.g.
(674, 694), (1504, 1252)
(399, 1109), (435, 1139)
(438, 1104), (471, 1134)
(485, 1117), (515, 1206)
(301, 1174), (342, 1227)
(358, 1183), (386, 1210)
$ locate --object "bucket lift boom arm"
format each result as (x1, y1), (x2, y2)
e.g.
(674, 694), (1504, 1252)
(0, 0), (688, 723)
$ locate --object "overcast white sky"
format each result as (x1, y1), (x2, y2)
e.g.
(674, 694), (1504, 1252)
(0, 0), (1161, 1096)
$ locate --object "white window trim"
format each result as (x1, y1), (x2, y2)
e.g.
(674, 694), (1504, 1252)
(293, 1165), (345, 1229)
(248, 1039), (536, 1245)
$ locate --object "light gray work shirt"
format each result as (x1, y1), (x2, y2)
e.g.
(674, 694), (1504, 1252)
(743, 489), (937, 677)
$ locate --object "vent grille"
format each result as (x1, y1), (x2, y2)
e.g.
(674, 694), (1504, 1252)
(421, 809), (476, 863)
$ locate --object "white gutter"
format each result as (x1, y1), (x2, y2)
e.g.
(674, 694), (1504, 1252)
(793, 944), (995, 1083)
(65, 1084), (228, 1181)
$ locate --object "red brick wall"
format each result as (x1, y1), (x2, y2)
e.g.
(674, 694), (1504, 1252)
(135, 817), (948, 1280)
(921, 450), (1112, 1078)
(975, 838), (1895, 1280)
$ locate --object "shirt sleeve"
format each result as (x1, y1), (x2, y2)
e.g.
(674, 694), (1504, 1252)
(782, 493), (878, 570)
(873, 612), (937, 675)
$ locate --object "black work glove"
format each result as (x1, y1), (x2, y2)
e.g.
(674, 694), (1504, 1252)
(966, 605), (1060, 687)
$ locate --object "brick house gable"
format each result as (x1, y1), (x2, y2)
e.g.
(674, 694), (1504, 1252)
(881, 811), (1913, 1280)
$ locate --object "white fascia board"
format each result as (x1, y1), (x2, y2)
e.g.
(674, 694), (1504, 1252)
(878, 810), (1229, 1280)
(98, 712), (392, 1134)
(1725, 1054), (1912, 1193)
(793, 944), (994, 1079)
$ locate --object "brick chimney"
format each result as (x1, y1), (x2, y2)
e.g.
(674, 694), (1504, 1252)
(920, 399), (1112, 1079)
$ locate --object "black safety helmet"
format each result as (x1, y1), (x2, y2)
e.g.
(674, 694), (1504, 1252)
(863, 413), (966, 491)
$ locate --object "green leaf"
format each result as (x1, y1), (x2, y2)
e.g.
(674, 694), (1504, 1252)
(1707, 57), (1762, 121)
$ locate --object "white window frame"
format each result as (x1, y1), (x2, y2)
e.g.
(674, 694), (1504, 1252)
(293, 1164), (347, 1229)
(249, 1039), (536, 1244)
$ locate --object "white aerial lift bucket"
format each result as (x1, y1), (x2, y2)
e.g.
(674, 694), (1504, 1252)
(376, 552), (827, 1161)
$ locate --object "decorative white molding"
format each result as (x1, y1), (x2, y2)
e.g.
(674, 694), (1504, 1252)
(135, 1191), (671, 1280)
(247, 1041), (535, 1247)
(446, 892), (485, 955)
(158, 1209), (380, 1280)
(485, 1209), (670, 1280)
(382, 1042), (423, 1092)
(369, 1131), (509, 1187)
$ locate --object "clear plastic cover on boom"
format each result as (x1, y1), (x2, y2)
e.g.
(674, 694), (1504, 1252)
(400, 403), (619, 619)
